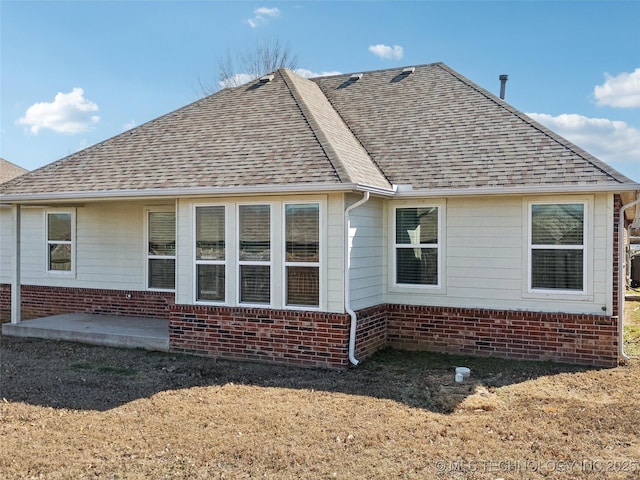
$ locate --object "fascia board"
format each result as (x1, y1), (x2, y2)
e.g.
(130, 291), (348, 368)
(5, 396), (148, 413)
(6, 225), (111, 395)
(0, 183), (396, 204)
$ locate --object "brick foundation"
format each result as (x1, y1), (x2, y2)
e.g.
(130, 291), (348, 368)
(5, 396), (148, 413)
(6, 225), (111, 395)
(0, 284), (174, 321)
(170, 305), (350, 369)
(1, 284), (620, 368)
(0, 284), (9, 322)
(354, 304), (388, 359)
(386, 304), (619, 367)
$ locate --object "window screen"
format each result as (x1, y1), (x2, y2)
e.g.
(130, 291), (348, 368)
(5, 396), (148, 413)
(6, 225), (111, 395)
(285, 203), (320, 306)
(196, 206), (226, 301)
(148, 211), (176, 290)
(395, 207), (439, 285)
(530, 203), (584, 291)
(239, 205), (270, 304)
(47, 213), (72, 271)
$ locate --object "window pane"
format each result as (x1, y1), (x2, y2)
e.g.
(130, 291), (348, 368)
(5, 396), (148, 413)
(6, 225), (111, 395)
(197, 264), (225, 301)
(240, 265), (270, 303)
(196, 206), (225, 260)
(286, 204), (319, 262)
(287, 266), (319, 306)
(149, 212), (176, 256)
(531, 249), (583, 290)
(149, 258), (175, 289)
(396, 247), (438, 285)
(239, 205), (270, 261)
(49, 244), (71, 271)
(396, 207), (438, 244)
(48, 213), (71, 241)
(532, 204), (583, 245)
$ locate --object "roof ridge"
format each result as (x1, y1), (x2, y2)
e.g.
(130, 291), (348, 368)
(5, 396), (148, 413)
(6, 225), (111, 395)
(279, 69), (351, 183)
(280, 69), (392, 190)
(308, 61), (446, 80)
(434, 63), (634, 185)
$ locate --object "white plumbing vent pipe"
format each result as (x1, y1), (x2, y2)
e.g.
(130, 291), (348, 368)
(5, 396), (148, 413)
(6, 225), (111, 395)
(455, 367), (471, 382)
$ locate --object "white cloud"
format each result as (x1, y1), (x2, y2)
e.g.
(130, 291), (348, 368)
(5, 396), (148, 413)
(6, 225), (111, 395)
(594, 68), (640, 108)
(218, 73), (255, 89)
(247, 6), (280, 28)
(123, 120), (137, 130)
(368, 44), (403, 60)
(527, 112), (640, 170)
(17, 88), (100, 134)
(294, 69), (342, 79)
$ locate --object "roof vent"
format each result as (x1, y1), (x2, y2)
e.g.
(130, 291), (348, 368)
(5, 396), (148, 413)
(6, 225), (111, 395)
(401, 67), (415, 75)
(499, 74), (508, 99)
(259, 74), (274, 83)
(350, 73), (363, 81)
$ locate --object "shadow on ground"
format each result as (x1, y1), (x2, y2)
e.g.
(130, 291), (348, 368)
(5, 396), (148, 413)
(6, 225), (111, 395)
(0, 335), (598, 413)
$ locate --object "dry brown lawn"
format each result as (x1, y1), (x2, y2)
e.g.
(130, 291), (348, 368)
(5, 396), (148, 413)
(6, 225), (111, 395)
(1, 307), (640, 480)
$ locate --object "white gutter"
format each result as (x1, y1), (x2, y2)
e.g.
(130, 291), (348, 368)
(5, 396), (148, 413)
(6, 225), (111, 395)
(5, 181), (638, 205)
(344, 191), (370, 366)
(618, 195), (640, 361)
(396, 183), (640, 198)
(0, 182), (395, 204)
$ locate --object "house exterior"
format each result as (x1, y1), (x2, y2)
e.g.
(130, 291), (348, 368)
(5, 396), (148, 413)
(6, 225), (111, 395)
(1, 63), (638, 368)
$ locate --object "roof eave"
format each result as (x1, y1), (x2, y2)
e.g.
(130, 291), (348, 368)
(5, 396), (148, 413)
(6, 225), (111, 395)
(394, 183), (640, 198)
(0, 182), (396, 204)
(3, 181), (637, 205)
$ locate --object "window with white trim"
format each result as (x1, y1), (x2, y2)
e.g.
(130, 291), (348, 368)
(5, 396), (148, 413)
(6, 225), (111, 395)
(393, 206), (440, 286)
(195, 205), (226, 302)
(147, 211), (176, 290)
(529, 202), (585, 292)
(284, 203), (320, 307)
(46, 211), (74, 273)
(238, 204), (271, 304)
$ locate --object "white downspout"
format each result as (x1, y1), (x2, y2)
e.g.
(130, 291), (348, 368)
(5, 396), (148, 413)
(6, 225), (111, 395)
(345, 191), (370, 366)
(618, 195), (640, 361)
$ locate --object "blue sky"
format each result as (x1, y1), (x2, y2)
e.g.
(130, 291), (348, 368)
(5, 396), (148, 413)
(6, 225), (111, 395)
(2, 0), (639, 181)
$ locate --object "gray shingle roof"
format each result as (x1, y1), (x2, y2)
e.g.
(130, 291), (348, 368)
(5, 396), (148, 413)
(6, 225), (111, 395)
(313, 63), (634, 190)
(1, 62), (635, 199)
(0, 71), (390, 197)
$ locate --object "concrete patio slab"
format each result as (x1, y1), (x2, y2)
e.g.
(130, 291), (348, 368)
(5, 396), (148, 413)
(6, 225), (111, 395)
(2, 313), (169, 352)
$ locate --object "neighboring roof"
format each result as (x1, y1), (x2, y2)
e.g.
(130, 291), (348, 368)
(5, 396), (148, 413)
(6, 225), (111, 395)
(0, 158), (28, 185)
(1, 62), (636, 200)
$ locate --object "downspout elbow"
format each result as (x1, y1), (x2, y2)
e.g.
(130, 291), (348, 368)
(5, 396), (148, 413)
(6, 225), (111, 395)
(345, 192), (370, 366)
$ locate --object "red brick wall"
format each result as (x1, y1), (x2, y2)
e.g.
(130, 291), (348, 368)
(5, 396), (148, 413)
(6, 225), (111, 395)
(386, 304), (618, 367)
(0, 284), (174, 321)
(354, 305), (388, 360)
(2, 284), (620, 368)
(170, 305), (350, 369)
(0, 284), (10, 322)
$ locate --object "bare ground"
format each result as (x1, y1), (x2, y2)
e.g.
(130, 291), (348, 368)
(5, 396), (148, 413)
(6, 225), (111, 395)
(1, 309), (639, 479)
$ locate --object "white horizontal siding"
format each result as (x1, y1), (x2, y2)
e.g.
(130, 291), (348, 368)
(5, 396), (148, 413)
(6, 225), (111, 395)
(5, 202), (158, 290)
(386, 194), (614, 315)
(326, 193), (345, 312)
(176, 194), (344, 313)
(0, 207), (13, 283)
(175, 199), (194, 305)
(2, 192), (616, 318)
(347, 194), (384, 311)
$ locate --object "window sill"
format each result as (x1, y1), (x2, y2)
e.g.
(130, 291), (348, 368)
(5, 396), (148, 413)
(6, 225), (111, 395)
(388, 284), (446, 295)
(522, 290), (593, 302)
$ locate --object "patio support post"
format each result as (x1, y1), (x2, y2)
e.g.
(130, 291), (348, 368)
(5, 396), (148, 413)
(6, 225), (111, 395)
(11, 203), (21, 324)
